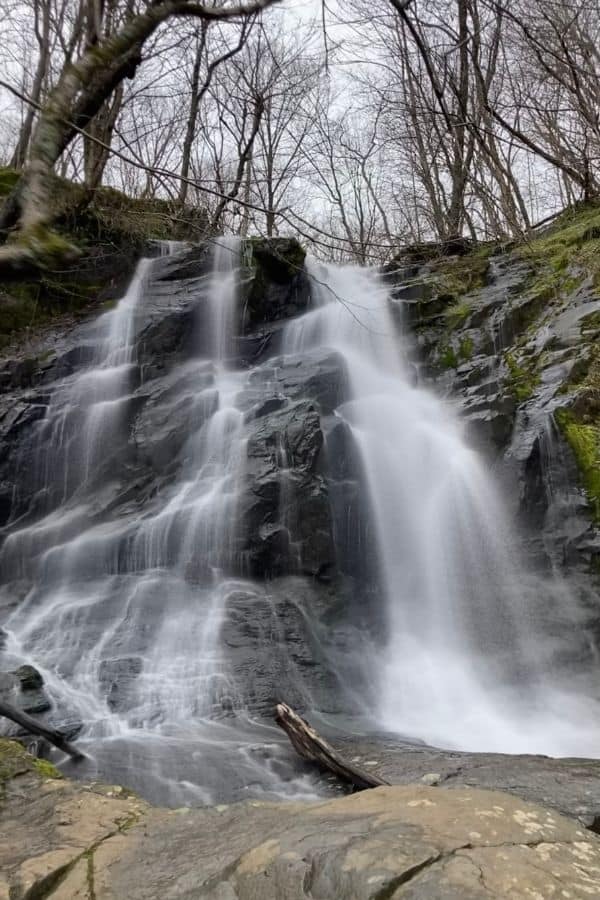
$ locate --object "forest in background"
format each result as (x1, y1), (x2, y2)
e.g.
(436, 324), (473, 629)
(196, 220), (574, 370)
(0, 0), (599, 266)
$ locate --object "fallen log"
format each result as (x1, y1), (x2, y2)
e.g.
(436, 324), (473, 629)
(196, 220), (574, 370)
(275, 702), (389, 791)
(0, 699), (86, 761)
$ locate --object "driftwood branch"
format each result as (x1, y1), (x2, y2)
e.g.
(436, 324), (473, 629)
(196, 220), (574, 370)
(275, 702), (389, 791)
(0, 700), (86, 761)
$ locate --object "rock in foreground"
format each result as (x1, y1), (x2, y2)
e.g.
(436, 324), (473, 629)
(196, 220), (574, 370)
(2, 739), (600, 899)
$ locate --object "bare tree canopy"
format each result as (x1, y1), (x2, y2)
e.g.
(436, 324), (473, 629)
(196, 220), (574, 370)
(0, 0), (598, 268)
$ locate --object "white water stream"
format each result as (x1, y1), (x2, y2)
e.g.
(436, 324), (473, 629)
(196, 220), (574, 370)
(286, 259), (600, 757)
(2, 240), (600, 805)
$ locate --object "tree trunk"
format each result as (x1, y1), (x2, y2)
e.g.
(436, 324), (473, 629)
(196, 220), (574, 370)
(0, 0), (279, 272)
(83, 84), (124, 193)
(210, 94), (264, 231)
(0, 699), (86, 761)
(178, 30), (205, 206)
(275, 702), (389, 791)
(10, 0), (51, 169)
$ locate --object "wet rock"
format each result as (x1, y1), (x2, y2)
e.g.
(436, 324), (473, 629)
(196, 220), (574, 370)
(220, 575), (377, 717)
(150, 243), (210, 282)
(13, 664), (44, 691)
(335, 734), (600, 829)
(463, 390), (517, 450)
(250, 350), (348, 414)
(241, 237), (310, 331)
(0, 666), (52, 715)
(98, 657), (144, 712)
(242, 399), (334, 577)
(386, 241), (600, 583)
(132, 365), (218, 472)
(137, 307), (197, 373)
(220, 579), (346, 715)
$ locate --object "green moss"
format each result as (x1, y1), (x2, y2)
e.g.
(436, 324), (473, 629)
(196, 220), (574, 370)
(561, 354), (593, 393)
(0, 738), (31, 784)
(0, 273), (107, 350)
(0, 166), (20, 196)
(439, 344), (458, 368)
(444, 298), (473, 328)
(430, 250), (490, 299)
(560, 343), (600, 401)
(504, 352), (539, 402)
(0, 738), (61, 796)
(555, 407), (600, 521)
(16, 224), (79, 268)
(0, 169), (216, 348)
(459, 336), (474, 361)
(32, 757), (62, 779)
(581, 311), (600, 333)
(520, 202), (600, 290)
(524, 203), (600, 255)
(85, 851), (96, 898)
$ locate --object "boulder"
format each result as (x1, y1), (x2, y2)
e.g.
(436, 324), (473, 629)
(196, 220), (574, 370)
(98, 656), (144, 712)
(13, 664), (44, 691)
(241, 237), (311, 331)
(0, 665), (51, 715)
(3, 742), (600, 900)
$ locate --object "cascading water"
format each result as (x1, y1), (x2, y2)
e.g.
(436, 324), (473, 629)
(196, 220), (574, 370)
(1, 241), (325, 804)
(285, 260), (600, 757)
(3, 240), (600, 807)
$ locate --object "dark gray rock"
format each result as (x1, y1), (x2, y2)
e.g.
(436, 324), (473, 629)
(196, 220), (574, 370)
(220, 576), (377, 718)
(249, 350), (348, 414)
(0, 666), (52, 715)
(334, 733), (600, 830)
(13, 664), (44, 691)
(241, 237), (310, 331)
(98, 656), (144, 712)
(132, 365), (217, 472)
(242, 399), (334, 577)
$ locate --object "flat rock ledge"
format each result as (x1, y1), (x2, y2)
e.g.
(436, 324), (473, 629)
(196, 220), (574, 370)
(2, 739), (600, 899)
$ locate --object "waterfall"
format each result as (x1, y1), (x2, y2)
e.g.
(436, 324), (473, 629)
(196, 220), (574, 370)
(2, 241), (600, 807)
(284, 259), (600, 757)
(1, 241), (323, 804)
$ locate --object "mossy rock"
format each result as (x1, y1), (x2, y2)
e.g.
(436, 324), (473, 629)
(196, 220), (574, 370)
(0, 738), (62, 792)
(241, 237), (310, 330)
(0, 165), (215, 350)
(247, 237), (306, 284)
(391, 236), (475, 265)
(438, 343), (459, 369)
(520, 202), (600, 292)
(555, 407), (600, 521)
(503, 352), (540, 403)
(0, 168), (20, 196)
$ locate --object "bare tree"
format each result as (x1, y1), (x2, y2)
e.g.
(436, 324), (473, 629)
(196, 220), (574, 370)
(0, 0), (280, 273)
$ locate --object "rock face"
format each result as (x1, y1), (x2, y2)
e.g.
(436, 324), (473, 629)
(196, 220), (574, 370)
(3, 738), (600, 900)
(0, 663), (51, 715)
(335, 734), (600, 830)
(2, 219), (600, 807)
(241, 237), (310, 331)
(386, 209), (600, 668)
(0, 238), (378, 803)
